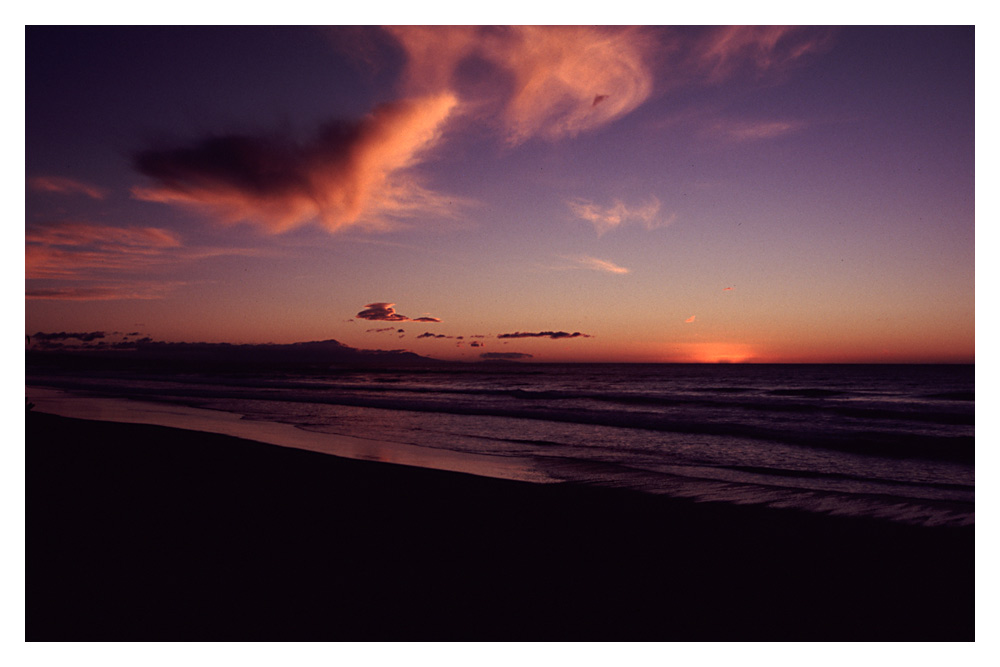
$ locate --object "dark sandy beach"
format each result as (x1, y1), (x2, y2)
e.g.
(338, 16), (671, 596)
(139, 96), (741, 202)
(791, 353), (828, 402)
(26, 411), (974, 641)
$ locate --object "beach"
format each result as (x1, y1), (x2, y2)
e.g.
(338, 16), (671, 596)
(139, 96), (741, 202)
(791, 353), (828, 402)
(26, 411), (974, 641)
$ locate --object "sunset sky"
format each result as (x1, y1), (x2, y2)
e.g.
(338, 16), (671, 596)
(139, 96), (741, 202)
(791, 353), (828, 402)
(24, 25), (975, 363)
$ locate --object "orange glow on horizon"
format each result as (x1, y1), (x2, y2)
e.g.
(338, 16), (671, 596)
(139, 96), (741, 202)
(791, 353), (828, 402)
(672, 342), (757, 364)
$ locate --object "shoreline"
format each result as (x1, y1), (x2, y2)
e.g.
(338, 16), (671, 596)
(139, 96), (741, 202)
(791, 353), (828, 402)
(26, 384), (976, 527)
(26, 411), (974, 640)
(24, 385), (557, 484)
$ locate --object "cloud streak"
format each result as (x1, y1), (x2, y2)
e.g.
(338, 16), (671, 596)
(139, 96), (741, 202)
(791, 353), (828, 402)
(25, 221), (256, 300)
(133, 93), (460, 233)
(26, 222), (183, 280)
(497, 331), (592, 340)
(28, 176), (107, 200)
(30, 331), (106, 342)
(25, 284), (184, 301)
(567, 197), (669, 235)
(708, 118), (804, 142)
(356, 302), (441, 323)
(480, 352), (533, 361)
(567, 255), (630, 275)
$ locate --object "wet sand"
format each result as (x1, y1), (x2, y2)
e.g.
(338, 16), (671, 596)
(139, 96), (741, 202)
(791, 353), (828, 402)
(26, 411), (974, 640)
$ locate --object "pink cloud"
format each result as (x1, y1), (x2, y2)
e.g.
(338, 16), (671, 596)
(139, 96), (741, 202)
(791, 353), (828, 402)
(26, 223), (182, 279)
(356, 302), (441, 323)
(569, 255), (631, 275)
(28, 176), (107, 200)
(386, 26), (657, 144)
(25, 284), (183, 301)
(709, 118), (805, 142)
(690, 26), (834, 82)
(567, 198), (669, 235)
(25, 221), (258, 300)
(132, 93), (460, 233)
(685, 315), (696, 323)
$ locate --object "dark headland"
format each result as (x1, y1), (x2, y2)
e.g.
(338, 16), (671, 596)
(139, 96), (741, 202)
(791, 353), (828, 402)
(26, 411), (973, 641)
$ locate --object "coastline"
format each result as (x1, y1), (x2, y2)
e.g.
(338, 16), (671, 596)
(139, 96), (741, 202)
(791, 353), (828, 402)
(24, 386), (557, 484)
(26, 411), (974, 640)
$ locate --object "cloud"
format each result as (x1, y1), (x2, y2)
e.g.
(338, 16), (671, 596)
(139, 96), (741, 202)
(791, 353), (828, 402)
(386, 26), (657, 144)
(366, 327), (396, 333)
(27, 222), (181, 256)
(688, 26), (834, 83)
(25, 221), (259, 300)
(685, 315), (696, 323)
(356, 302), (441, 323)
(497, 331), (592, 340)
(567, 255), (630, 275)
(28, 176), (107, 200)
(567, 197), (669, 235)
(480, 352), (533, 361)
(708, 118), (804, 142)
(417, 332), (450, 339)
(132, 93), (460, 233)
(25, 285), (183, 301)
(30, 331), (106, 342)
(26, 222), (183, 282)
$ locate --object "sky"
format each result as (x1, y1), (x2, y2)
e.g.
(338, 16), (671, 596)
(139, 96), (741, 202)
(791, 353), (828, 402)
(24, 25), (976, 363)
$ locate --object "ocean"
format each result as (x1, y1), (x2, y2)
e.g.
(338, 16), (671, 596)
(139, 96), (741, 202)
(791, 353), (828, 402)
(26, 361), (974, 527)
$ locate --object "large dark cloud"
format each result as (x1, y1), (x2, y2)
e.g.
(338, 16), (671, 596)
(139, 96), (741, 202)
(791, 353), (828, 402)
(131, 94), (458, 233)
(497, 331), (591, 340)
(356, 303), (441, 323)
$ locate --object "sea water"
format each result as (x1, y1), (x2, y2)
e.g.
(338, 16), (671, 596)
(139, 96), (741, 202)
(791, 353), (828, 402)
(27, 362), (974, 527)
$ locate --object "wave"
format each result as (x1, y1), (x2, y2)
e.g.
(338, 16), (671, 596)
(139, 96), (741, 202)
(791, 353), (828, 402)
(30, 373), (974, 463)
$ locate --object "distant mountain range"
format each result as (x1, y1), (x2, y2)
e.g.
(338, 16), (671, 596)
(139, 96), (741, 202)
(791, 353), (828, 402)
(26, 338), (436, 370)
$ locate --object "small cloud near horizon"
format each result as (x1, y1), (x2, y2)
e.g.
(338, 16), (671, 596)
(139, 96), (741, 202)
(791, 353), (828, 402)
(356, 302), (442, 322)
(480, 352), (533, 360)
(30, 331), (106, 342)
(686, 315), (696, 323)
(497, 331), (592, 340)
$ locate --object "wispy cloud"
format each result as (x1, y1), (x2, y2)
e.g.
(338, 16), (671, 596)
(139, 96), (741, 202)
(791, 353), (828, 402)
(25, 221), (257, 300)
(497, 331), (592, 340)
(567, 255), (631, 275)
(28, 176), (107, 200)
(685, 315), (696, 323)
(689, 26), (834, 83)
(387, 26), (657, 144)
(26, 222), (182, 280)
(25, 284), (185, 301)
(708, 118), (805, 142)
(567, 197), (669, 235)
(132, 93), (461, 233)
(480, 352), (533, 361)
(30, 331), (106, 342)
(355, 302), (442, 323)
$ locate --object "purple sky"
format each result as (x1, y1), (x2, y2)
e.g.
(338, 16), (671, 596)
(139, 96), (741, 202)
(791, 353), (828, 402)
(25, 25), (975, 362)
